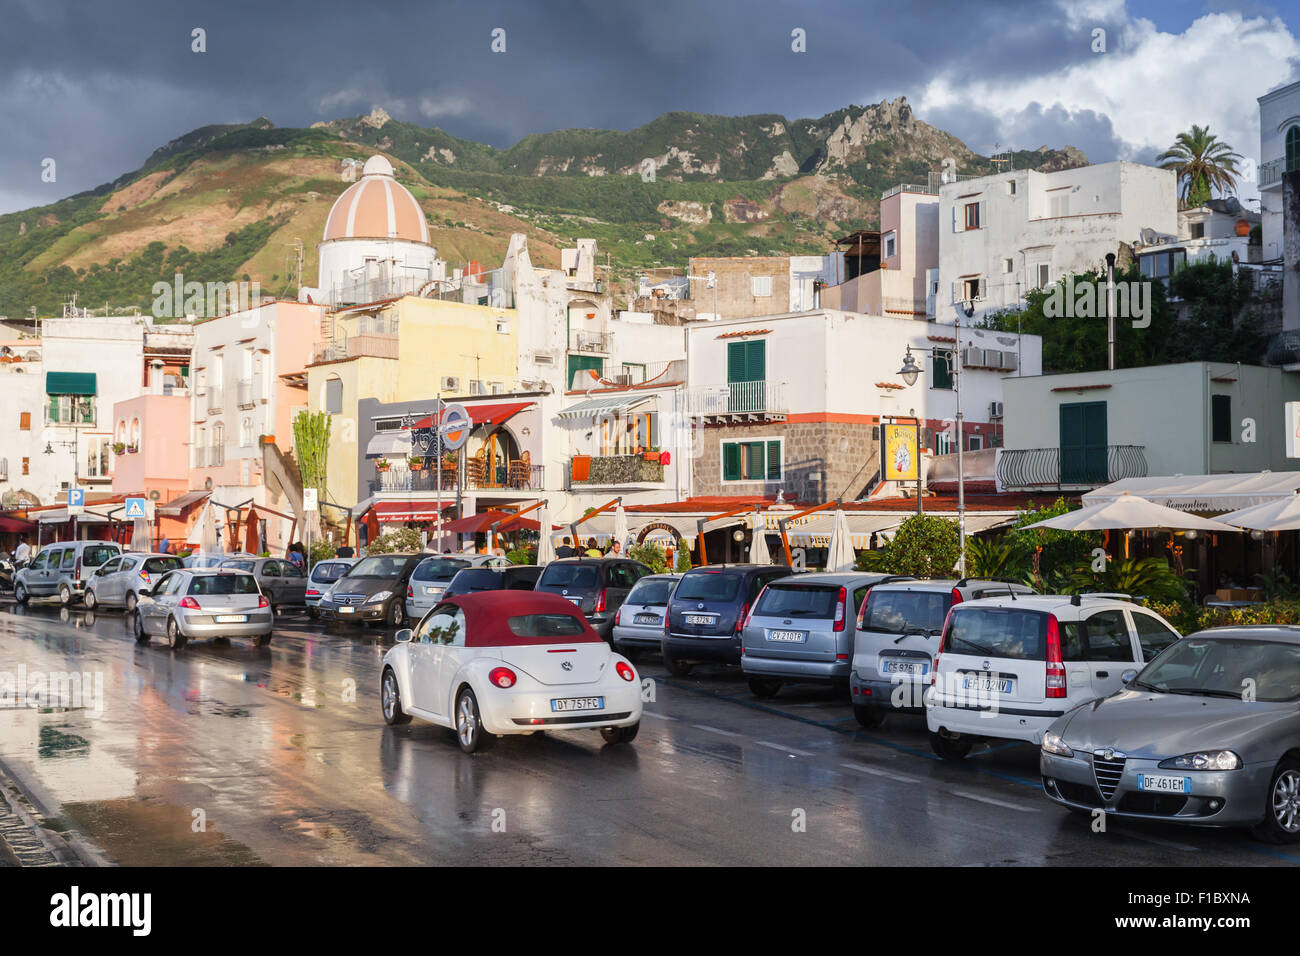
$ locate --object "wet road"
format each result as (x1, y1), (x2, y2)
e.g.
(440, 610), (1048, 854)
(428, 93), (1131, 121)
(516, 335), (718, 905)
(0, 600), (1295, 866)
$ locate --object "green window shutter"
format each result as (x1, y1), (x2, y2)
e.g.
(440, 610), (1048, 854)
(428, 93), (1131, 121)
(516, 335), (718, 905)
(745, 441), (765, 479)
(727, 342), (746, 384)
(567, 354), (603, 388)
(1211, 394), (1231, 443)
(723, 442), (742, 481)
(727, 340), (766, 384)
(746, 340), (765, 383)
(766, 441), (781, 479)
(932, 350), (953, 390)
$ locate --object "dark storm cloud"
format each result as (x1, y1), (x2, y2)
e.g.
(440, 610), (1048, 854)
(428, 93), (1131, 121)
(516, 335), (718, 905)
(924, 101), (1127, 163)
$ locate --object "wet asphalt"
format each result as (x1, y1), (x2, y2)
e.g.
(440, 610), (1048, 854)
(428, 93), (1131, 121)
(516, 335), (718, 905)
(0, 599), (1295, 867)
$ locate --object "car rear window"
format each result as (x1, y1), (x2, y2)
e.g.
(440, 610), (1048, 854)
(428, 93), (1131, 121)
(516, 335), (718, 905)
(506, 614), (587, 638)
(675, 572), (741, 602)
(504, 567), (541, 590)
(83, 545), (118, 567)
(349, 555), (411, 578)
(453, 569), (504, 590)
(754, 583), (839, 618)
(222, 560), (255, 571)
(143, 557), (183, 574)
(414, 557), (471, 581)
(945, 607), (1047, 661)
(627, 578), (676, 607)
(538, 563), (599, 590)
(862, 589), (951, 634)
(311, 562), (351, 584)
(188, 574), (259, 595)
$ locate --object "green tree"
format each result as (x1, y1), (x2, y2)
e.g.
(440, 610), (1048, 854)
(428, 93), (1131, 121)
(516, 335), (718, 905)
(867, 514), (961, 577)
(630, 541), (669, 573)
(1156, 124), (1243, 203)
(674, 539), (693, 572)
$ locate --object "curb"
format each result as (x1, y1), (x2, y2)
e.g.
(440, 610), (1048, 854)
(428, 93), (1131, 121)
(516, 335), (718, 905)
(0, 754), (110, 867)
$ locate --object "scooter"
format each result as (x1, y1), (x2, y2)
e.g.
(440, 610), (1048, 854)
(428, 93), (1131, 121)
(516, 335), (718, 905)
(0, 552), (15, 592)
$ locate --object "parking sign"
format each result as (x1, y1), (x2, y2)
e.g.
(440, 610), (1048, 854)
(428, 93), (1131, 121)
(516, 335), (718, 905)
(68, 487), (84, 516)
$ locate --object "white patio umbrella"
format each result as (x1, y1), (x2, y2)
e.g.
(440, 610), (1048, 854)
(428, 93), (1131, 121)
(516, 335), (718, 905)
(1218, 495), (1300, 532)
(825, 508), (856, 572)
(1018, 493), (1241, 533)
(200, 501), (220, 553)
(130, 515), (151, 552)
(748, 512), (771, 564)
(613, 501), (629, 552)
(535, 506), (556, 565)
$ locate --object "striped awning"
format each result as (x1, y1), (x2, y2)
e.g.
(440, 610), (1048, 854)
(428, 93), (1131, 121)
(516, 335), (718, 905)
(365, 429), (413, 459)
(556, 395), (653, 420)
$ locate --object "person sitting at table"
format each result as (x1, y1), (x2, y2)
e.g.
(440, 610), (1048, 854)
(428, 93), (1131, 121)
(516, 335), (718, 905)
(585, 538), (602, 557)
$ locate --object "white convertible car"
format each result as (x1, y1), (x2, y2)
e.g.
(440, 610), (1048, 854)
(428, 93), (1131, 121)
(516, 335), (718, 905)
(381, 591), (643, 753)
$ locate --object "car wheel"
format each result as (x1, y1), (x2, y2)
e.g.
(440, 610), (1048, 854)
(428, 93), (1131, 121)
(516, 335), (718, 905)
(166, 616), (188, 650)
(307, 607), (319, 620)
(748, 678), (782, 699)
(14, 582), (28, 605)
(662, 652), (692, 677)
(381, 668), (411, 726)
(388, 599), (406, 629)
(125, 591), (138, 614)
(854, 704), (885, 729)
(600, 722), (639, 745)
(455, 687), (492, 754)
(1253, 759), (1300, 844)
(84, 588), (97, 611)
(929, 731), (973, 761)
(133, 613), (149, 645)
(59, 584), (74, 607)
(256, 631), (272, 647)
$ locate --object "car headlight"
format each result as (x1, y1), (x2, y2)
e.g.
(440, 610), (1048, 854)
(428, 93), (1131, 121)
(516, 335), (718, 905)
(367, 590), (393, 604)
(1041, 732), (1073, 757)
(1158, 750), (1241, 771)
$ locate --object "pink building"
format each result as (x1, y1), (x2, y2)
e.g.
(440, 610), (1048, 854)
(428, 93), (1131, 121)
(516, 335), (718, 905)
(824, 186), (939, 318)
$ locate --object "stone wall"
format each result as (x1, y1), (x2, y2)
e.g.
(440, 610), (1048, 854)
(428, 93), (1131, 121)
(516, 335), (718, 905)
(692, 420), (878, 501)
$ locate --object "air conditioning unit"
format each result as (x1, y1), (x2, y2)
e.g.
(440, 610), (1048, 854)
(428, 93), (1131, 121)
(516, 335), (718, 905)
(963, 347), (986, 368)
(1000, 350), (1018, 371)
(149, 489), (162, 500)
(989, 401), (1004, 419)
(440, 376), (461, 391)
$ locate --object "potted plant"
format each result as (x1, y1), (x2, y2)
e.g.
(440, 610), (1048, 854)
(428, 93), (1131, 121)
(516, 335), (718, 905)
(443, 452), (458, 466)
(409, 456), (425, 472)
(375, 457), (391, 472)
(112, 441), (126, 455)
(127, 443), (138, 454)
(259, 434), (276, 447)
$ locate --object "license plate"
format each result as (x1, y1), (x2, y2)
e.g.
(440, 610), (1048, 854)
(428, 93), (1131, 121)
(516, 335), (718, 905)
(215, 614), (247, 624)
(767, 630), (805, 643)
(339, 606), (355, 614)
(567, 596), (582, 606)
(962, 675), (1014, 694)
(634, 613), (660, 625)
(885, 660), (926, 674)
(686, 614), (715, 625)
(551, 696), (604, 713)
(423, 587), (443, 596)
(1137, 773), (1190, 794)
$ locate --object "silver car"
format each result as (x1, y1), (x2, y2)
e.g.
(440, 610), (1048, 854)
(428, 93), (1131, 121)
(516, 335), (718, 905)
(404, 555), (473, 620)
(219, 556), (309, 609)
(1041, 626), (1300, 842)
(84, 552), (184, 612)
(14, 540), (122, 606)
(306, 557), (359, 617)
(611, 573), (681, 660)
(132, 568), (273, 649)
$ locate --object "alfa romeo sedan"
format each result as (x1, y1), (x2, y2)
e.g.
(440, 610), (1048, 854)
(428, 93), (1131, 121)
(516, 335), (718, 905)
(1040, 626), (1300, 843)
(380, 591), (643, 753)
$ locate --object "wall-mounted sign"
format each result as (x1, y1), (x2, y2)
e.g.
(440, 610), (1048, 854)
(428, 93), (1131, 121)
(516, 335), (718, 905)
(881, 423), (919, 482)
(439, 403), (471, 451)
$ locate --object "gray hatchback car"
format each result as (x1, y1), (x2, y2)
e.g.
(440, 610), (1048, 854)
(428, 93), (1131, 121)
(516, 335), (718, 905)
(132, 568), (273, 649)
(611, 573), (681, 660)
(85, 552), (184, 612)
(219, 556), (308, 609)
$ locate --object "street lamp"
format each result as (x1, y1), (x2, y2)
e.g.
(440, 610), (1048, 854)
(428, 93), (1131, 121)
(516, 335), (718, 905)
(897, 347), (922, 386)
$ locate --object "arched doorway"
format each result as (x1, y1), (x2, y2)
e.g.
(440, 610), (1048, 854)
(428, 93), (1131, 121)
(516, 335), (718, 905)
(481, 426), (521, 488)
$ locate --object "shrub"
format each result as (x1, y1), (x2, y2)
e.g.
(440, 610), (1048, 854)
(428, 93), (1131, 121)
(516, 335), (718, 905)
(629, 541), (668, 574)
(1145, 600), (1300, 635)
(674, 538), (693, 572)
(868, 514), (961, 577)
(1065, 556), (1189, 602)
(506, 546), (536, 565)
(964, 537), (1031, 583)
(309, 537), (337, 566)
(366, 528), (424, 554)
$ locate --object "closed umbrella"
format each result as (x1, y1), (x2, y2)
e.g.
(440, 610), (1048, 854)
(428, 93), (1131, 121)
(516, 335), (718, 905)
(201, 502), (219, 553)
(613, 501), (629, 552)
(825, 508), (856, 572)
(535, 506), (556, 565)
(1019, 494), (1241, 533)
(130, 515), (151, 552)
(1218, 495), (1300, 532)
(748, 512), (771, 564)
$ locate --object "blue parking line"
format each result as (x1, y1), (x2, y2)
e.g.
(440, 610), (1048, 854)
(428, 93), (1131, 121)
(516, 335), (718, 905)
(1235, 842), (1300, 865)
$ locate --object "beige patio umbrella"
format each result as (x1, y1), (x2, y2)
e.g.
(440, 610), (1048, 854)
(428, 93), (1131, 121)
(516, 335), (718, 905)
(1019, 493), (1241, 533)
(535, 506), (556, 565)
(613, 501), (629, 552)
(1217, 495), (1300, 532)
(748, 512), (772, 564)
(825, 508), (857, 572)
(200, 501), (220, 553)
(129, 514), (151, 552)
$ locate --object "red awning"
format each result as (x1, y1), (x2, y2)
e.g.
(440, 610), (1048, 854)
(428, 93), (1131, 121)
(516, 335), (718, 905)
(372, 501), (456, 523)
(409, 401), (534, 431)
(439, 509), (549, 534)
(0, 516), (36, 533)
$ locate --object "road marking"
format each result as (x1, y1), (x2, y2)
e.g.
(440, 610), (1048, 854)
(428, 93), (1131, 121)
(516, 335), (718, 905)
(951, 790), (1038, 812)
(755, 740), (814, 757)
(841, 761), (920, 784)
(642, 711), (676, 721)
(1110, 828), (1197, 852)
(692, 724), (742, 737)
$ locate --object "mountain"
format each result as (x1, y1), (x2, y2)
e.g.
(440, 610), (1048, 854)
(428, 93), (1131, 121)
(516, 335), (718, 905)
(0, 97), (1087, 318)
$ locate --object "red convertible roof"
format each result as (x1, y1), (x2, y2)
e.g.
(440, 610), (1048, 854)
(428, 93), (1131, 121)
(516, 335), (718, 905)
(443, 591), (604, 647)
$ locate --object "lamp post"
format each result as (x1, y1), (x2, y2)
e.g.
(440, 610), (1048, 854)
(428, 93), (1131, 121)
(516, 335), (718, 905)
(898, 341), (966, 575)
(45, 424), (80, 540)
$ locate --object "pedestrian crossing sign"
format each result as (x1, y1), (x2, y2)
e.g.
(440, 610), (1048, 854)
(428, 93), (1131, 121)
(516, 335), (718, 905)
(125, 497), (147, 519)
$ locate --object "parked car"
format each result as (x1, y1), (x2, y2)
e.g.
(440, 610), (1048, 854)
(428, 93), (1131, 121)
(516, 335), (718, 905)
(404, 555), (473, 619)
(926, 593), (1183, 760)
(741, 572), (905, 699)
(184, 551), (256, 569)
(379, 591), (643, 753)
(218, 556), (308, 610)
(442, 565), (542, 598)
(851, 577), (1034, 727)
(1040, 626), (1300, 842)
(661, 564), (793, 676)
(84, 552), (184, 612)
(611, 573), (681, 660)
(305, 557), (359, 618)
(316, 553), (424, 627)
(14, 540), (123, 606)
(534, 557), (651, 640)
(132, 568), (273, 649)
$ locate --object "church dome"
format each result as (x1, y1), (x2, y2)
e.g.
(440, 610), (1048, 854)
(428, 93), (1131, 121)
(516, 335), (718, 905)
(322, 155), (429, 244)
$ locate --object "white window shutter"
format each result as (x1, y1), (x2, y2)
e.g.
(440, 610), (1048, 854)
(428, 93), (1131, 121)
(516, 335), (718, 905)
(979, 200), (986, 228)
(951, 281), (959, 304)
(978, 277), (987, 299)
(952, 206), (959, 233)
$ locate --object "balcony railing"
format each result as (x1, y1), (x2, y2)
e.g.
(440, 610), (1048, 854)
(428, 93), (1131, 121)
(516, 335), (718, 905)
(1260, 157), (1286, 189)
(997, 445), (1147, 489)
(206, 389), (224, 414)
(313, 333), (400, 364)
(237, 379), (255, 408)
(370, 463), (542, 495)
(682, 380), (787, 419)
(570, 453), (665, 487)
(570, 330), (611, 353)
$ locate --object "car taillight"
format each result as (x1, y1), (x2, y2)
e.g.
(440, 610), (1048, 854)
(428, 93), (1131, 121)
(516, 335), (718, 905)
(616, 661), (635, 682)
(950, 586), (963, 606)
(856, 587), (872, 628)
(735, 601), (748, 634)
(306, 588), (320, 597)
(178, 596), (200, 609)
(743, 592), (760, 629)
(74, 556), (82, 582)
(594, 589), (607, 613)
(1045, 613), (1067, 698)
(257, 595), (270, 608)
(407, 585), (414, 598)
(489, 667), (517, 688)
(833, 586), (847, 632)
(614, 607), (621, 626)
(139, 569), (150, 581)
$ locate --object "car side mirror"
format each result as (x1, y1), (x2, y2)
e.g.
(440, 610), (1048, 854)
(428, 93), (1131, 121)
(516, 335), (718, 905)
(1120, 669), (1138, 685)
(394, 628), (413, 644)
(138, 587), (152, 597)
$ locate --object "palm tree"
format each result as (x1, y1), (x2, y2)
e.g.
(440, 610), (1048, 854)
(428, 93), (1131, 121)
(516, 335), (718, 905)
(1157, 125), (1243, 205)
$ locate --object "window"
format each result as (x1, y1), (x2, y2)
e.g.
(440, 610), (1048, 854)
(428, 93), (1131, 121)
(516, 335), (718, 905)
(962, 277), (983, 301)
(85, 437), (110, 478)
(862, 589), (951, 634)
(1288, 126), (1300, 174)
(19, 411), (30, 430)
(1036, 263), (1051, 289)
(1007, 180), (1017, 196)
(931, 349), (954, 390)
(726, 339), (765, 385)
(721, 439), (782, 482)
(750, 275), (772, 297)
(676, 572), (742, 602)
(22, 457), (29, 475)
(60, 549), (76, 571)
(240, 417), (254, 448)
(1139, 249), (1186, 283)
(212, 423), (225, 465)
(1059, 401), (1108, 484)
(1002, 258), (1014, 274)
(946, 607), (1046, 660)
(507, 614), (586, 638)
(934, 431), (955, 455)
(1049, 192), (1071, 217)
(1132, 613), (1180, 661)
(963, 202), (981, 230)
(188, 574), (258, 595)
(883, 231), (897, 259)
(1211, 394), (1232, 443)
(324, 377), (343, 415)
(967, 433), (983, 451)
(1078, 610), (1136, 662)
(47, 394), (95, 426)
(1189, 222), (1205, 239)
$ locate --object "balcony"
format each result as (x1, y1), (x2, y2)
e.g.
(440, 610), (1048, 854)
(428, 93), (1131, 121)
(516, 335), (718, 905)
(206, 389), (224, 414)
(313, 333), (400, 364)
(1260, 157), (1286, 189)
(570, 330), (611, 354)
(681, 380), (787, 422)
(997, 445), (1147, 490)
(237, 379), (255, 408)
(570, 453), (665, 487)
(370, 463), (542, 495)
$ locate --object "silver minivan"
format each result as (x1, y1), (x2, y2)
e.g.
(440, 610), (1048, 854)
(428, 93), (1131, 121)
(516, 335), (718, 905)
(741, 572), (903, 699)
(14, 540), (123, 606)
(611, 573), (681, 660)
(85, 552), (184, 612)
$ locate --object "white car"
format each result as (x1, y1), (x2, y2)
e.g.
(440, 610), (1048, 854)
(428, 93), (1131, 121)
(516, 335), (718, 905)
(380, 591), (643, 753)
(925, 593), (1183, 760)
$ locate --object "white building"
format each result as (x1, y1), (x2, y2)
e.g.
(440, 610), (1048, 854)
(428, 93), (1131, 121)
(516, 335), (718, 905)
(938, 161), (1178, 323)
(1258, 78), (1300, 264)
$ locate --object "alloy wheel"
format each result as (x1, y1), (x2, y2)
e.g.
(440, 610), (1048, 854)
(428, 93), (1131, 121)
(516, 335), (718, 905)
(457, 694), (477, 749)
(382, 672), (398, 722)
(1272, 770), (1300, 833)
